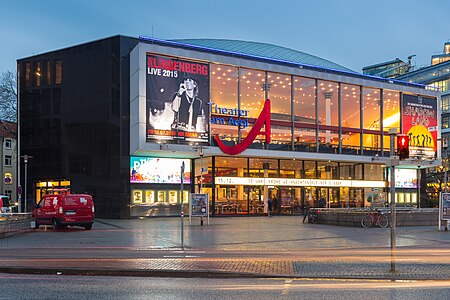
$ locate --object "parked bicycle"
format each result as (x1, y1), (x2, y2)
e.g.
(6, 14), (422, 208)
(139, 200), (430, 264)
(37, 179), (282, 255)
(361, 210), (389, 228)
(308, 209), (319, 224)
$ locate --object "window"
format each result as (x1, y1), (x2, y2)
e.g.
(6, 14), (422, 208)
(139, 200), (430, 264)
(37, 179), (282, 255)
(210, 64), (239, 142)
(442, 95), (450, 112)
(35, 62), (41, 87)
(382, 90), (400, 152)
(293, 77), (316, 151)
(4, 190), (12, 201)
(240, 68), (266, 145)
(55, 60), (62, 84)
(362, 87), (381, 153)
(443, 116), (449, 129)
(5, 155), (12, 166)
(318, 80), (339, 149)
(341, 84), (361, 152)
(45, 60), (51, 85)
(5, 139), (12, 149)
(267, 72), (292, 148)
(25, 63), (31, 87)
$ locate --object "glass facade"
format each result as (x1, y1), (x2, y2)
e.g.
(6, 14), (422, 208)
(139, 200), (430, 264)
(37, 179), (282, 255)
(18, 36), (439, 218)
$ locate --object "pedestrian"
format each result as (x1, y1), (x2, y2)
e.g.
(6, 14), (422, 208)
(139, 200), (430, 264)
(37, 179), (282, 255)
(272, 194), (278, 215)
(303, 201), (311, 223)
(267, 196), (272, 217)
(319, 196), (326, 208)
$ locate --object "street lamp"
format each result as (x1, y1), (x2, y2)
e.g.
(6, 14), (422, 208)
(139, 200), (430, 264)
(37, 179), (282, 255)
(21, 155), (33, 213)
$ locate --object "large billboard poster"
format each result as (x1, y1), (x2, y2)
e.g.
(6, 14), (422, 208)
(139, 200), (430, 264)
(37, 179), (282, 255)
(146, 54), (210, 143)
(401, 94), (438, 158)
(387, 168), (418, 188)
(130, 156), (191, 184)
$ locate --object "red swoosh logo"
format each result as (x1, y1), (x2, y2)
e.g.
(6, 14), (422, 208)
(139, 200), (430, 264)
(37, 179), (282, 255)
(214, 99), (271, 155)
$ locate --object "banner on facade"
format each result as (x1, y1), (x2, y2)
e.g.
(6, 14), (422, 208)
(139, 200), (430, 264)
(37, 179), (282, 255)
(146, 54), (210, 143)
(130, 156), (191, 184)
(401, 94), (438, 158)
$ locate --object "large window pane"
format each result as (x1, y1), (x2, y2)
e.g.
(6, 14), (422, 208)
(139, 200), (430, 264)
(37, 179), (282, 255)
(280, 159), (303, 178)
(362, 87), (381, 154)
(293, 77), (316, 152)
(267, 72), (292, 150)
(240, 68), (266, 148)
(214, 157), (248, 215)
(382, 90), (400, 151)
(249, 158), (278, 178)
(341, 84), (361, 153)
(318, 80), (339, 147)
(210, 64), (239, 143)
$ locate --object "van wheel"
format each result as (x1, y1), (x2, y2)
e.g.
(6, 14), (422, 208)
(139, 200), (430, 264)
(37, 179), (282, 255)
(84, 224), (92, 230)
(52, 219), (59, 230)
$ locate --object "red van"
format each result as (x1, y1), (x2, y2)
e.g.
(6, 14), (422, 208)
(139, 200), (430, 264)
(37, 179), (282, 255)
(33, 194), (95, 230)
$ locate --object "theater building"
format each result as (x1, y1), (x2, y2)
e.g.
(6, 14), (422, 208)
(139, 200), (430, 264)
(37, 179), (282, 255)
(17, 36), (440, 218)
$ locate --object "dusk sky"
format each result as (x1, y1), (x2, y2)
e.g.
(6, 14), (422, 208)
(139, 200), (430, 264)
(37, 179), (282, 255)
(1, 0), (450, 73)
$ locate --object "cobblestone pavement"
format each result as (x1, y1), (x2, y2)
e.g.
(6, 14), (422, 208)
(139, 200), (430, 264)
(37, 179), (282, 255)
(1, 216), (450, 279)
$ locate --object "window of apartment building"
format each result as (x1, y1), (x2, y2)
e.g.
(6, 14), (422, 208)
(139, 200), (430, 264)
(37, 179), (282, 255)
(4, 155), (12, 166)
(25, 62), (31, 87)
(35, 62), (41, 87)
(442, 95), (450, 112)
(55, 60), (62, 84)
(44, 60), (51, 85)
(443, 116), (450, 129)
(4, 190), (12, 201)
(4, 139), (12, 149)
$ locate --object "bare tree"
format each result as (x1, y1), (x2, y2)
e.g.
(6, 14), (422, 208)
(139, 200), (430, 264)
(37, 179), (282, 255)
(0, 70), (17, 122)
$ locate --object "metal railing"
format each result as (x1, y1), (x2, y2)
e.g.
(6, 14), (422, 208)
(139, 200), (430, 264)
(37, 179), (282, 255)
(0, 213), (33, 238)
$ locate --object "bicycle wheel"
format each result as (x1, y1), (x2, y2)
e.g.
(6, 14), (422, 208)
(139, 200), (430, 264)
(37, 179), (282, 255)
(361, 214), (374, 228)
(377, 214), (389, 228)
(310, 213), (319, 224)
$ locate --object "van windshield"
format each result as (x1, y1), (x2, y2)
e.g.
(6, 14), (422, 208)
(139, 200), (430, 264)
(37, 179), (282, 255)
(1, 197), (10, 207)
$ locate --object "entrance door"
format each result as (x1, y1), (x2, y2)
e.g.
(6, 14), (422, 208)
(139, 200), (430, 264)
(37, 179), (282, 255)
(318, 187), (339, 208)
(247, 186), (264, 214)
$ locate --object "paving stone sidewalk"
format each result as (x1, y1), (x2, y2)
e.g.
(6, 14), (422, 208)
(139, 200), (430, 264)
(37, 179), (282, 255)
(1, 216), (449, 279)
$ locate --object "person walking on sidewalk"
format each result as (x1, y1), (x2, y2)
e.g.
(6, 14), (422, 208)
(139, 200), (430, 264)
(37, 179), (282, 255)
(303, 201), (311, 223)
(267, 196), (273, 217)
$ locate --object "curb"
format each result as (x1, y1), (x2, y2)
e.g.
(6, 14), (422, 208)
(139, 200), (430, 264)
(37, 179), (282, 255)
(2, 267), (450, 280)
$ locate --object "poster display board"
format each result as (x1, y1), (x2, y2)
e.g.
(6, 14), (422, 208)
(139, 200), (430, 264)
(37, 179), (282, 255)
(130, 156), (190, 184)
(189, 193), (209, 225)
(146, 54), (210, 143)
(440, 192), (450, 221)
(401, 94), (438, 158)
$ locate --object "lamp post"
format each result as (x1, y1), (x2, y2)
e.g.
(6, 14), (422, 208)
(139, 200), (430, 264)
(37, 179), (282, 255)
(180, 161), (185, 249)
(21, 155), (33, 213)
(417, 158), (421, 209)
(388, 128), (398, 272)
